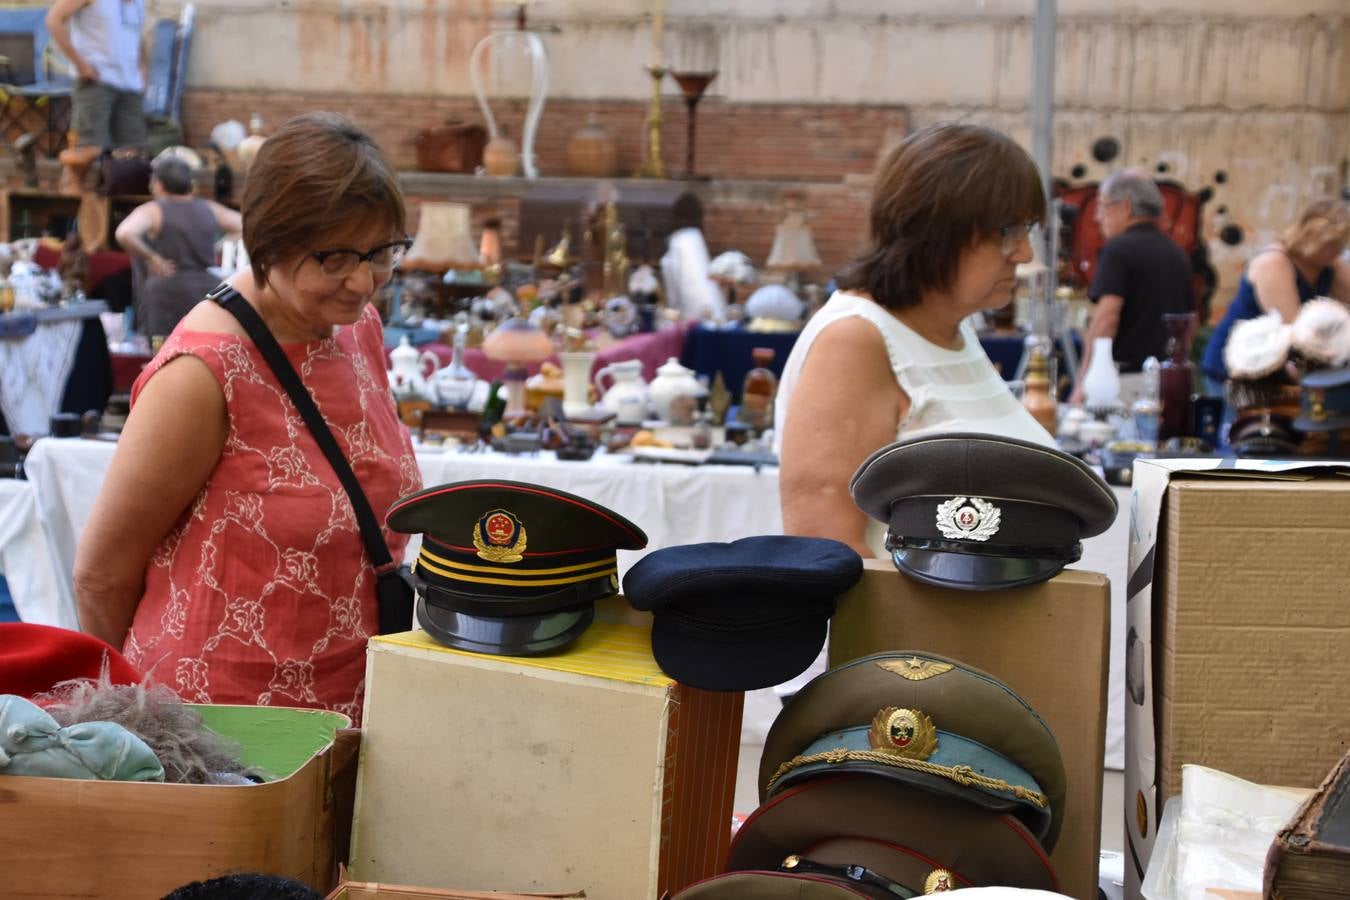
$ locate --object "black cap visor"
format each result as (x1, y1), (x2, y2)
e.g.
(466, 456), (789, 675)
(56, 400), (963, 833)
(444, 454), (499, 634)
(890, 545), (1070, 592)
(417, 595), (593, 656)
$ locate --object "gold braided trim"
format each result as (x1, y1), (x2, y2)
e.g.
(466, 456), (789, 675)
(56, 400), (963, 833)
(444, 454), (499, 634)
(766, 748), (1048, 809)
(417, 555), (617, 587)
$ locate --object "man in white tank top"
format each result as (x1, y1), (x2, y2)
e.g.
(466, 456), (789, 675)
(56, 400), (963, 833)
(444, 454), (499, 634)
(46, 0), (148, 189)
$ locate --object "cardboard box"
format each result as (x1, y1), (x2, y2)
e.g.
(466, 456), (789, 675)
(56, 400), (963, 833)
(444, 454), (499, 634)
(2, 704), (354, 899)
(830, 560), (1110, 900)
(351, 619), (743, 900)
(1124, 460), (1350, 898)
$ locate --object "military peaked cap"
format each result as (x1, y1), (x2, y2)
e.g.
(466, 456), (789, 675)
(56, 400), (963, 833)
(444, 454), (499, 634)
(1294, 366), (1350, 432)
(758, 650), (1066, 851)
(386, 480), (647, 656)
(850, 433), (1117, 591)
(726, 773), (1059, 892)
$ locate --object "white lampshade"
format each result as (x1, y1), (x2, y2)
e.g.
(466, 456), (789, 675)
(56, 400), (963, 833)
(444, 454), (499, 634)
(406, 202), (482, 273)
(765, 210), (821, 269)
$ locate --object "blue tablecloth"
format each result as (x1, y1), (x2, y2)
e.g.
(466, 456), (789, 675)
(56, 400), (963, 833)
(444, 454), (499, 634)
(679, 326), (797, 400)
(679, 325), (1080, 399)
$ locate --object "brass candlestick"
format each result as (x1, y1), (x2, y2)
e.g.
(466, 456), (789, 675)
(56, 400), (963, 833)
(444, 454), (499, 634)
(637, 65), (668, 178)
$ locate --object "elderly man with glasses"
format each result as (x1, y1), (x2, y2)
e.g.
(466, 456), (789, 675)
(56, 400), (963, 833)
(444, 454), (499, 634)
(1070, 169), (1196, 405)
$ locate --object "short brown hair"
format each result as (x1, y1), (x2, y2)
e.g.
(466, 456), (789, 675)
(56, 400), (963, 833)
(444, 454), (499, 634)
(1281, 198), (1350, 263)
(242, 112), (406, 287)
(837, 122), (1047, 309)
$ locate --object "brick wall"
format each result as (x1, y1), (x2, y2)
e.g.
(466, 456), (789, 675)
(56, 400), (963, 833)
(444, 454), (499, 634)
(180, 89), (906, 279)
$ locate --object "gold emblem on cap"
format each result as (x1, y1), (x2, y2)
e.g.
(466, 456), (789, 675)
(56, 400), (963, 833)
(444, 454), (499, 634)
(781, 855), (801, 869)
(878, 657), (954, 681)
(472, 509), (527, 563)
(869, 707), (937, 760)
(924, 869), (955, 893)
(935, 496), (1000, 541)
(1311, 389), (1327, 422)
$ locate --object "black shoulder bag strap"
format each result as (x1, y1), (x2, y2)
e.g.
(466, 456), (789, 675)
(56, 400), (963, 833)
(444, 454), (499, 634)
(209, 283), (413, 634)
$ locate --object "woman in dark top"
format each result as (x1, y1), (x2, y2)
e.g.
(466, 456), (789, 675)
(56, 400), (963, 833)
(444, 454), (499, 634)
(115, 155), (243, 340)
(1202, 199), (1350, 382)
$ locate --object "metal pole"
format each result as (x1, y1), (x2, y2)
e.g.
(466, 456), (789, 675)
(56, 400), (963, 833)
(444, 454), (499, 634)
(1030, 0), (1056, 204)
(1029, 0), (1078, 388)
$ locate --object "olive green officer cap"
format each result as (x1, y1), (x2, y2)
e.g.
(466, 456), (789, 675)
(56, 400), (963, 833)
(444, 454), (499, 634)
(758, 650), (1067, 852)
(850, 433), (1117, 591)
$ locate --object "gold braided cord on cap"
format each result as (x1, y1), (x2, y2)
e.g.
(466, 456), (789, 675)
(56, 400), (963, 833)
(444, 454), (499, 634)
(417, 553), (617, 587)
(765, 748), (1048, 809)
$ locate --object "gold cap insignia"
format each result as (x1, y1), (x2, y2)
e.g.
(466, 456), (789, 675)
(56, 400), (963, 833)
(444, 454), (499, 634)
(781, 855), (801, 869)
(473, 509), (527, 563)
(1311, 390), (1327, 421)
(924, 869), (956, 893)
(869, 707), (938, 760)
(878, 657), (954, 681)
(935, 496), (1000, 541)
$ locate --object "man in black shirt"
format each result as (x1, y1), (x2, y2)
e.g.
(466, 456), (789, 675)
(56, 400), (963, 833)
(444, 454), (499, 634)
(1071, 170), (1195, 404)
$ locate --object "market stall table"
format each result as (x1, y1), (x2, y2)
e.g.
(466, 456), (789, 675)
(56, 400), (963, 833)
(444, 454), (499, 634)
(0, 302), (112, 435)
(14, 437), (783, 636)
(10, 437), (1128, 768)
(0, 477), (65, 627)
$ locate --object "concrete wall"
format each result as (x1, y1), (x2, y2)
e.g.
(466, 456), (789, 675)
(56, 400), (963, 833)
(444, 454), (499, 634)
(149, 0), (1347, 302)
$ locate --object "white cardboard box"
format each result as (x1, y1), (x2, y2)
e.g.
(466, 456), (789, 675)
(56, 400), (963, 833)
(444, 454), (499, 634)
(350, 619), (743, 900)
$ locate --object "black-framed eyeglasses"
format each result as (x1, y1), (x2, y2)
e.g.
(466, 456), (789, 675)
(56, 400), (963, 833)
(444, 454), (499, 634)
(310, 237), (413, 279)
(998, 220), (1039, 256)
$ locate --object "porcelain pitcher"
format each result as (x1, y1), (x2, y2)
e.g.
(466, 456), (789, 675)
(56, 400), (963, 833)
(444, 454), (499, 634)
(648, 357), (703, 423)
(388, 334), (439, 402)
(595, 358), (649, 425)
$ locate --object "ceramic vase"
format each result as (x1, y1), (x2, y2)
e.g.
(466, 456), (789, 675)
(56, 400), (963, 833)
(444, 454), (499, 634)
(1082, 336), (1122, 409)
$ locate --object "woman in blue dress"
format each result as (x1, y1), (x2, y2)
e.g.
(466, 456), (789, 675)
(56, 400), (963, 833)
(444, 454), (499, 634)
(1202, 198), (1350, 383)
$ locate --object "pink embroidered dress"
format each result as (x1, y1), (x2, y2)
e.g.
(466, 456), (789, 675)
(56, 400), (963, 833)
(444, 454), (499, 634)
(122, 304), (421, 724)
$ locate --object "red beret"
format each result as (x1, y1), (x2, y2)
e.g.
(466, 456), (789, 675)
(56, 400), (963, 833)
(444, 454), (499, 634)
(0, 623), (142, 698)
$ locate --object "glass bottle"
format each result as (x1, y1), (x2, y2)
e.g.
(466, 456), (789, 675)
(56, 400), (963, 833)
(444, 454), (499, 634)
(1131, 357), (1162, 448)
(1159, 313), (1196, 441)
(1020, 346), (1058, 434)
(738, 347), (778, 432)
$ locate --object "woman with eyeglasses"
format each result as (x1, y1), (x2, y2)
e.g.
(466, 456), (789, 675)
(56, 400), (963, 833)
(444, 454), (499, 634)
(775, 122), (1052, 559)
(75, 113), (421, 723)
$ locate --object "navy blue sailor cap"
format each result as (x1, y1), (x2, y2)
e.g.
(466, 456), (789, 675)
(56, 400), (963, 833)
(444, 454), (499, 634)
(386, 480), (647, 656)
(850, 433), (1117, 591)
(622, 536), (863, 691)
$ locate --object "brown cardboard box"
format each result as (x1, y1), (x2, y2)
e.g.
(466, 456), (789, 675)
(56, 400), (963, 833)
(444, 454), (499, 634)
(1123, 460), (1350, 898)
(1, 705), (354, 900)
(351, 620), (743, 900)
(830, 560), (1110, 900)
(1153, 477), (1350, 795)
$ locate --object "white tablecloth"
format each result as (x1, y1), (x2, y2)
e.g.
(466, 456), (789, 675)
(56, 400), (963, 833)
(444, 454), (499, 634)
(0, 477), (66, 627)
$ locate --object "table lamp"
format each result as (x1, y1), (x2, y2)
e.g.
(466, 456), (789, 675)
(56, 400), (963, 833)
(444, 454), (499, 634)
(765, 203), (821, 294)
(405, 202), (482, 275)
(482, 316), (555, 418)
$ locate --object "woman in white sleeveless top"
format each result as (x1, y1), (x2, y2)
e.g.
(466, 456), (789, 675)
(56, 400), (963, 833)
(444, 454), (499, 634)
(775, 122), (1054, 559)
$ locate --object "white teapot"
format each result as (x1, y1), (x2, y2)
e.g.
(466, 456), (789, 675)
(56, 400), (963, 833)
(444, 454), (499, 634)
(388, 334), (439, 402)
(595, 358), (649, 425)
(648, 357), (703, 423)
